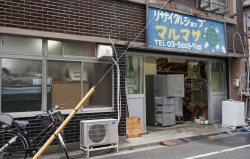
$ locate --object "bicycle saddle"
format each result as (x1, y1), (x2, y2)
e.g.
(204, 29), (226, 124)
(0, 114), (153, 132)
(13, 120), (29, 130)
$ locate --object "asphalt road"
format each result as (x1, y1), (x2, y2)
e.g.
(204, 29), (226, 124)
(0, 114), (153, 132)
(102, 135), (250, 159)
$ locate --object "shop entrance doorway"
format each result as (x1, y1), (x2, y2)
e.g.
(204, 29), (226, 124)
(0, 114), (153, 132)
(145, 57), (208, 125)
(126, 53), (227, 134)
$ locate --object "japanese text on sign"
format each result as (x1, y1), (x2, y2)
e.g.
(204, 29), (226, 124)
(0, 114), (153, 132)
(148, 7), (226, 53)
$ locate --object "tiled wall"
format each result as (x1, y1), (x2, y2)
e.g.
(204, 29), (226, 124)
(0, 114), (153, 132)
(226, 1), (244, 53)
(0, 0), (146, 42)
(174, 0), (196, 8)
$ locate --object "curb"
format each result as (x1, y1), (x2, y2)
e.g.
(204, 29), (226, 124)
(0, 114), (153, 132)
(32, 130), (237, 159)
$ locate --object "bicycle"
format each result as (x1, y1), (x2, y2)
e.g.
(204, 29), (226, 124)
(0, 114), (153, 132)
(0, 104), (69, 159)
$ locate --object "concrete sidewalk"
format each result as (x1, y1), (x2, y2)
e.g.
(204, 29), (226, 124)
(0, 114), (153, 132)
(28, 123), (236, 159)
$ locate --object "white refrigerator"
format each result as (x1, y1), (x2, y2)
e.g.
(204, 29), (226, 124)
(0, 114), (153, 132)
(166, 74), (185, 116)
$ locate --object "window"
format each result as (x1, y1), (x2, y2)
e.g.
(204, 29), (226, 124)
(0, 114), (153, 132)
(2, 35), (42, 54)
(211, 62), (225, 92)
(0, 34), (112, 113)
(125, 56), (144, 94)
(48, 40), (63, 55)
(200, 0), (226, 14)
(47, 61), (112, 109)
(1, 59), (43, 113)
(64, 41), (96, 57)
(83, 63), (112, 108)
(48, 61), (81, 110)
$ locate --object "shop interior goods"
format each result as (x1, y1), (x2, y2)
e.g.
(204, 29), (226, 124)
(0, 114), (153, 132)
(156, 58), (208, 122)
(183, 78), (207, 121)
(146, 75), (167, 125)
(155, 97), (176, 126)
(146, 75), (176, 126)
(166, 74), (184, 97)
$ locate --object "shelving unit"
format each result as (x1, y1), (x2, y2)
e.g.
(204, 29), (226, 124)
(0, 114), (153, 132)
(184, 79), (208, 121)
(184, 79), (208, 104)
(184, 80), (192, 102)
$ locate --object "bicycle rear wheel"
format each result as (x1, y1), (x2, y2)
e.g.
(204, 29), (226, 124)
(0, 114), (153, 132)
(0, 131), (28, 159)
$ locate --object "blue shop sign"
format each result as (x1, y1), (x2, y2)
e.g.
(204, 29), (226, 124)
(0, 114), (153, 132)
(148, 7), (226, 53)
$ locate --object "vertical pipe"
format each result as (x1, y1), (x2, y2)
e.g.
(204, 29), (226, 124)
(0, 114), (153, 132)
(223, 16), (228, 56)
(146, 0), (149, 48)
(80, 62), (83, 111)
(247, 13), (250, 117)
(0, 35), (2, 112)
(42, 38), (47, 112)
(143, 56), (146, 133)
(246, 14), (248, 56)
(207, 61), (212, 124)
(246, 14), (249, 118)
(239, 57), (242, 101)
(0, 58), (2, 113)
(246, 14), (250, 96)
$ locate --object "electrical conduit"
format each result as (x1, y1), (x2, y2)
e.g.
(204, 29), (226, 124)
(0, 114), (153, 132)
(111, 58), (121, 124)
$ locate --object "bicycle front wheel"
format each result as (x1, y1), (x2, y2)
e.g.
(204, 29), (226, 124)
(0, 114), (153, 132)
(0, 131), (28, 159)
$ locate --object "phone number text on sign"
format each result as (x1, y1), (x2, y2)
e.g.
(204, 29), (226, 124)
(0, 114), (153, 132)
(154, 40), (202, 50)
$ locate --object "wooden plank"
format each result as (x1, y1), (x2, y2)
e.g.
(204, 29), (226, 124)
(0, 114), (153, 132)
(127, 134), (142, 138)
(132, 117), (141, 122)
(126, 117), (142, 138)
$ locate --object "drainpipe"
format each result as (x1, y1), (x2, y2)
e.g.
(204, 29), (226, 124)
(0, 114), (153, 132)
(239, 57), (241, 100)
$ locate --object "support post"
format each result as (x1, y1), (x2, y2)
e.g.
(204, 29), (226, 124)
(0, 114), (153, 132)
(246, 14), (248, 55)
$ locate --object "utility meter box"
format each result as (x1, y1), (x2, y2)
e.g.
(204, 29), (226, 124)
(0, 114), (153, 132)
(233, 79), (240, 87)
(97, 44), (113, 60)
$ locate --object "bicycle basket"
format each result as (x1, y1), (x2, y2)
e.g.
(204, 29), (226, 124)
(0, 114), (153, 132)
(41, 111), (64, 128)
(0, 113), (13, 128)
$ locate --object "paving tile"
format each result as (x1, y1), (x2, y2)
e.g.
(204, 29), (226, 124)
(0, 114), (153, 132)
(171, 139), (187, 145)
(160, 140), (176, 146)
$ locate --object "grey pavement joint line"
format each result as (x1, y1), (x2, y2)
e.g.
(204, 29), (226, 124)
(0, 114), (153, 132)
(89, 145), (165, 159)
(183, 144), (250, 159)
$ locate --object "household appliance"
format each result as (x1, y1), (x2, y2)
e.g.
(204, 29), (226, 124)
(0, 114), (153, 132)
(80, 119), (118, 147)
(222, 100), (245, 127)
(80, 119), (119, 157)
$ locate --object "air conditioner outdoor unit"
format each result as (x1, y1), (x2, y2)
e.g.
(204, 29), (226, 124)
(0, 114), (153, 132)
(80, 119), (119, 157)
(80, 119), (118, 148)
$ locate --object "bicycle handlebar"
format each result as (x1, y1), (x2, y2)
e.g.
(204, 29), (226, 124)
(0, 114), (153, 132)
(35, 104), (64, 118)
(51, 104), (64, 112)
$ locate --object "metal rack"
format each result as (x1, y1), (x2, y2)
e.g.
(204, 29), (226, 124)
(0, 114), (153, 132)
(80, 141), (118, 158)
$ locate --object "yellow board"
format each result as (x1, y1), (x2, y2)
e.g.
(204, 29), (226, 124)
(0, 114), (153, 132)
(126, 117), (142, 138)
